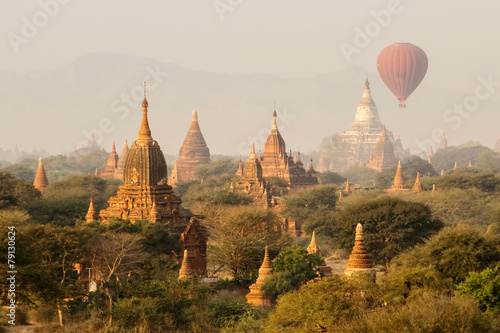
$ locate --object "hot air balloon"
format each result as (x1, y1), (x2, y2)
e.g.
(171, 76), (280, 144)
(377, 43), (428, 108)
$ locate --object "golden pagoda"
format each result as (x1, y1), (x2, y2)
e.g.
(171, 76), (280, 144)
(33, 157), (49, 191)
(100, 141), (119, 178)
(411, 172), (424, 193)
(246, 246), (273, 306)
(85, 197), (98, 222)
(114, 140), (129, 181)
(98, 87), (207, 274)
(169, 110), (211, 185)
(386, 161), (410, 192)
(344, 223), (376, 281)
(178, 249), (194, 280)
(365, 124), (398, 171)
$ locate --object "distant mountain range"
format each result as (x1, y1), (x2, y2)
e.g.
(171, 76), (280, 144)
(1, 52), (498, 160)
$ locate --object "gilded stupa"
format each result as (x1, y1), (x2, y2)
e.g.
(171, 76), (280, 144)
(246, 246), (273, 306)
(344, 223), (376, 281)
(169, 110), (211, 184)
(33, 157), (49, 191)
(98, 86), (207, 274)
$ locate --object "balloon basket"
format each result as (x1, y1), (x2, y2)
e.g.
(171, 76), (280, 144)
(399, 103), (406, 108)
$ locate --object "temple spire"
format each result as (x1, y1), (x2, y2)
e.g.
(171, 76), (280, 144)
(137, 82), (154, 146)
(250, 142), (256, 159)
(33, 157), (49, 191)
(439, 129), (448, 149)
(307, 231), (321, 256)
(412, 172), (423, 193)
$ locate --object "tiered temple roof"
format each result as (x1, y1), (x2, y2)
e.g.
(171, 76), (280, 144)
(170, 110), (211, 184)
(33, 157), (49, 191)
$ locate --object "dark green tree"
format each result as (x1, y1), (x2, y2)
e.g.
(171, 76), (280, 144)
(457, 267), (500, 314)
(336, 196), (443, 267)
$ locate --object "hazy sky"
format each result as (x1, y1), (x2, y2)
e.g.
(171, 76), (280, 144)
(1, 1), (500, 157)
(2, 0), (499, 92)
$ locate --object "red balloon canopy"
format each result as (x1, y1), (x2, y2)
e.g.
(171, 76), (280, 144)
(377, 43), (428, 108)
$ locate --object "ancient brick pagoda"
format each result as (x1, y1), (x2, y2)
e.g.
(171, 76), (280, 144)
(234, 143), (273, 207)
(365, 124), (398, 172)
(386, 161), (410, 192)
(259, 108), (318, 193)
(33, 157), (49, 191)
(98, 91), (207, 274)
(114, 140), (129, 181)
(246, 246), (273, 306)
(170, 110), (211, 185)
(344, 223), (376, 281)
(100, 141), (119, 178)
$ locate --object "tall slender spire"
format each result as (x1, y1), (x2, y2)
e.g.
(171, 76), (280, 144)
(439, 129), (448, 149)
(33, 157), (49, 191)
(250, 142), (256, 159)
(307, 231), (321, 256)
(137, 82), (154, 146)
(412, 172), (423, 193)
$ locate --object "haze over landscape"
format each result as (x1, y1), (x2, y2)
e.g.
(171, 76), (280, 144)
(1, 0), (500, 157)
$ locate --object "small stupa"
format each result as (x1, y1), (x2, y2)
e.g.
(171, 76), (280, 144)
(316, 153), (327, 172)
(307, 232), (332, 277)
(246, 246), (272, 306)
(33, 157), (49, 191)
(411, 172), (423, 193)
(178, 250), (194, 280)
(386, 161), (410, 192)
(344, 180), (352, 194)
(85, 197), (98, 222)
(235, 159), (244, 176)
(344, 223), (376, 281)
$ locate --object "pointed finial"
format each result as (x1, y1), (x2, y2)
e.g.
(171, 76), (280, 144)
(250, 142), (256, 159)
(192, 109), (198, 121)
(142, 81), (148, 108)
(416, 172), (420, 182)
(272, 103), (278, 130)
(468, 160), (472, 167)
(454, 161), (457, 169)
(365, 73), (369, 87)
(137, 82), (154, 146)
(261, 246), (271, 269)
